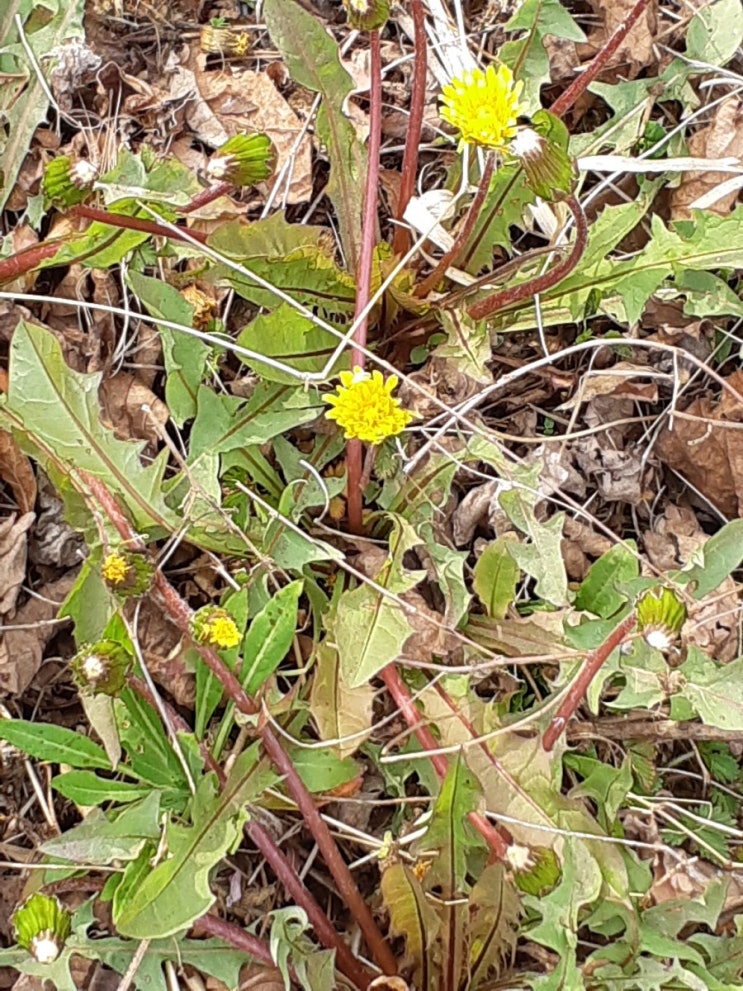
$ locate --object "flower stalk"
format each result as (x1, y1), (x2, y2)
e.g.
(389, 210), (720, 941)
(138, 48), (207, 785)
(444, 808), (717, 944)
(392, 0), (427, 258)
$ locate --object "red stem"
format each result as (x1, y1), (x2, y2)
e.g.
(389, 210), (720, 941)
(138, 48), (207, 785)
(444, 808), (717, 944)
(71, 204), (208, 244)
(127, 676), (373, 989)
(542, 613), (637, 752)
(345, 30), (383, 535)
(415, 152), (495, 299)
(392, 0), (427, 258)
(380, 665), (508, 861)
(79, 471), (397, 977)
(466, 193), (587, 322)
(548, 0), (653, 120)
(193, 913), (277, 968)
(179, 181), (233, 213)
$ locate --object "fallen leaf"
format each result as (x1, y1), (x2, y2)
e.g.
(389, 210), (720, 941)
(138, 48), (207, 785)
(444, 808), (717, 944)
(583, 0), (658, 79)
(671, 97), (743, 218)
(0, 431), (36, 514)
(0, 513), (34, 614)
(99, 372), (170, 447)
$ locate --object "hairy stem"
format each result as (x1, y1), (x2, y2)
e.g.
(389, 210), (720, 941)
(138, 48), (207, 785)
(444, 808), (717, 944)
(414, 152), (495, 299)
(392, 0), (427, 258)
(542, 613), (637, 751)
(466, 193), (587, 322)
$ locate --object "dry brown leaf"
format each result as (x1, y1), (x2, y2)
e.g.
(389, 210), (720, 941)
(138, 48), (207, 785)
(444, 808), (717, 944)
(560, 362), (660, 409)
(0, 573), (76, 695)
(30, 473), (84, 569)
(0, 513), (34, 615)
(671, 97), (743, 219)
(654, 369), (743, 517)
(190, 64), (313, 204)
(99, 372), (170, 446)
(583, 0), (658, 79)
(135, 596), (195, 706)
(0, 433), (36, 515)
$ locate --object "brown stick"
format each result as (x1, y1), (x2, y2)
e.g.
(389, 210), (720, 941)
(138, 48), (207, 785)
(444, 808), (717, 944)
(542, 613), (637, 751)
(466, 193), (587, 322)
(567, 718), (743, 743)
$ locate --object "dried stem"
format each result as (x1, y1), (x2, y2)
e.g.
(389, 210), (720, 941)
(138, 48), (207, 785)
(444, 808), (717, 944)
(466, 193), (587, 322)
(346, 30), (383, 535)
(79, 471), (397, 977)
(392, 0), (427, 258)
(548, 0), (653, 120)
(542, 613), (637, 752)
(414, 152), (495, 299)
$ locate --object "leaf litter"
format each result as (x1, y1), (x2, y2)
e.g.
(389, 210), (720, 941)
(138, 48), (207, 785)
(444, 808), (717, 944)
(1, 0), (743, 989)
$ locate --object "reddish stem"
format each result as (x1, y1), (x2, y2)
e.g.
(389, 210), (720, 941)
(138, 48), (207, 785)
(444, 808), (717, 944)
(0, 240), (68, 285)
(345, 30), (383, 535)
(71, 204), (208, 244)
(415, 153), (495, 299)
(179, 181), (233, 213)
(127, 675), (373, 988)
(466, 194), (587, 322)
(542, 613), (637, 752)
(193, 913), (277, 968)
(392, 0), (427, 258)
(79, 471), (396, 977)
(380, 665), (508, 861)
(548, 0), (653, 120)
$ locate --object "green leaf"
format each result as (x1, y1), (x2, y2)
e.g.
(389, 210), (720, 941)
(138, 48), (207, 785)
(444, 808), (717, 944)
(116, 745), (274, 938)
(116, 689), (190, 802)
(333, 583), (413, 688)
(242, 579), (303, 695)
(270, 907), (335, 991)
(0, 718), (111, 770)
(51, 772), (150, 806)
(574, 542), (639, 618)
(503, 0), (585, 109)
(189, 382), (325, 458)
(41, 792), (162, 864)
(468, 864), (522, 986)
(674, 519), (743, 599)
(380, 864), (441, 990)
(2, 321), (178, 537)
(686, 0), (743, 65)
(126, 270), (209, 426)
(282, 746), (360, 794)
(263, 0), (366, 271)
(0, 0), (86, 212)
(473, 537), (520, 620)
(237, 304), (347, 385)
(678, 648), (743, 732)
(309, 641), (374, 759)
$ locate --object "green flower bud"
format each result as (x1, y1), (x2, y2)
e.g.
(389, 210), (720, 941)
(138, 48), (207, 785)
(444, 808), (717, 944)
(13, 893), (72, 964)
(511, 111), (576, 201)
(43, 156), (98, 207)
(101, 549), (153, 599)
(71, 640), (131, 696)
(206, 133), (276, 187)
(191, 606), (242, 651)
(636, 587), (687, 651)
(343, 0), (390, 31)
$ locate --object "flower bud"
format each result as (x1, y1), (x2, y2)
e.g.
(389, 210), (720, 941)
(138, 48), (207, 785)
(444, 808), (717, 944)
(43, 156), (98, 207)
(71, 640), (131, 696)
(191, 606), (242, 651)
(101, 549), (153, 599)
(12, 893), (72, 964)
(206, 133), (276, 187)
(343, 0), (390, 31)
(511, 111), (575, 201)
(636, 587), (686, 651)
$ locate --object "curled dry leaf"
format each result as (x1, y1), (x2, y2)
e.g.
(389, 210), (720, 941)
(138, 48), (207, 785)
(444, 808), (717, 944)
(671, 97), (743, 219)
(654, 369), (743, 517)
(99, 372), (169, 448)
(0, 432), (37, 515)
(0, 513), (35, 614)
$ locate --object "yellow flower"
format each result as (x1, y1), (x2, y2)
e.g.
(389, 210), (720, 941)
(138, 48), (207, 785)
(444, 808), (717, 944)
(324, 367), (413, 445)
(440, 64), (524, 152)
(192, 607), (242, 650)
(102, 551), (129, 586)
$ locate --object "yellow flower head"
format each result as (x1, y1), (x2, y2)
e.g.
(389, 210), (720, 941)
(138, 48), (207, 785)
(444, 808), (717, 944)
(324, 367), (413, 445)
(440, 63), (524, 152)
(192, 607), (242, 650)
(101, 551), (130, 587)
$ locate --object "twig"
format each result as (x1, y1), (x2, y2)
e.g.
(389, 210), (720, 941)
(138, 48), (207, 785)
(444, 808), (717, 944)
(542, 613), (637, 751)
(392, 0), (427, 258)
